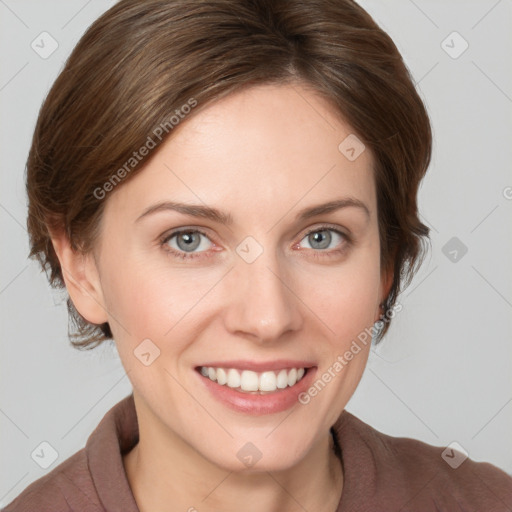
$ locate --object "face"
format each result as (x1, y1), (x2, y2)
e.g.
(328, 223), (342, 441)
(81, 83), (389, 471)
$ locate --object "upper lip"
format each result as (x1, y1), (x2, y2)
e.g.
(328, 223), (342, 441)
(196, 360), (316, 372)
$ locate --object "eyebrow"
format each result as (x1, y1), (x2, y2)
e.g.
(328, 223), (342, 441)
(135, 197), (370, 225)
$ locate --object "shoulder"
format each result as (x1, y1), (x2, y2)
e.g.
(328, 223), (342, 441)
(1, 448), (102, 512)
(334, 411), (512, 511)
(2, 394), (138, 512)
(388, 433), (512, 510)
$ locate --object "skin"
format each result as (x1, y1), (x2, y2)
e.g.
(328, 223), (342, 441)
(51, 82), (392, 512)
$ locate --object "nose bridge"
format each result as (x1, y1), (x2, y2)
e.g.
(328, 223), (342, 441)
(226, 241), (302, 341)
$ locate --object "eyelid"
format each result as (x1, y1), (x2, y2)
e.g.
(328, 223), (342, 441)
(300, 222), (351, 239)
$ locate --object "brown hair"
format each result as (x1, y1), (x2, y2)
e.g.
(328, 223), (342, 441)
(26, 0), (431, 349)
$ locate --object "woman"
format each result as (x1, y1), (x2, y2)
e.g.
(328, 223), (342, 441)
(4, 0), (512, 511)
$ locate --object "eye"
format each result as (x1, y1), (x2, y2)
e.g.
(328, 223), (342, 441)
(160, 229), (214, 259)
(160, 225), (351, 261)
(296, 226), (350, 256)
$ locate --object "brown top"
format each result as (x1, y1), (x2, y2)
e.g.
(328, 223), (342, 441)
(3, 393), (512, 511)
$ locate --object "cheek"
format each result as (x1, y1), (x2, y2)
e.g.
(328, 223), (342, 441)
(293, 255), (379, 426)
(296, 247), (381, 345)
(107, 276), (172, 337)
(99, 249), (219, 347)
(98, 246), (176, 340)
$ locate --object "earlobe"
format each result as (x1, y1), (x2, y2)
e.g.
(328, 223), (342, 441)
(49, 228), (108, 325)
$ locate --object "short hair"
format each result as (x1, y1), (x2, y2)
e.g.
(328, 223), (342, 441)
(26, 0), (432, 349)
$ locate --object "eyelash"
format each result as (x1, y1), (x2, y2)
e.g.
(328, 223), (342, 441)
(159, 225), (351, 261)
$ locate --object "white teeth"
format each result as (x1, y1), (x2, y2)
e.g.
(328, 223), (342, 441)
(227, 368), (241, 388)
(200, 366), (308, 392)
(287, 368), (298, 387)
(216, 368), (227, 385)
(276, 369), (289, 389)
(240, 370), (259, 391)
(259, 371), (277, 392)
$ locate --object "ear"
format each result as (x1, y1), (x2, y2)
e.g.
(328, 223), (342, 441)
(49, 228), (108, 325)
(375, 261), (394, 323)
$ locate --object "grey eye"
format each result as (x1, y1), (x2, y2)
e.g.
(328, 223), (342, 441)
(166, 230), (212, 254)
(176, 232), (201, 252)
(307, 230), (332, 250)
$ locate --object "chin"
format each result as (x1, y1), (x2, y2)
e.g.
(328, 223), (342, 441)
(195, 433), (314, 474)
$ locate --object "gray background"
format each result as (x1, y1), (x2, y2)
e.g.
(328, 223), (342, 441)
(1, 0), (511, 505)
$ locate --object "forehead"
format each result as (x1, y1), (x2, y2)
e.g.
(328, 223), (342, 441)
(103, 83), (376, 224)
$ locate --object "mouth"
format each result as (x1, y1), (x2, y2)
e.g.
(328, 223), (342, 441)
(195, 365), (311, 395)
(193, 359), (318, 414)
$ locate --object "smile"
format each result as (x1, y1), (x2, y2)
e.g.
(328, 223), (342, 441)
(199, 366), (307, 393)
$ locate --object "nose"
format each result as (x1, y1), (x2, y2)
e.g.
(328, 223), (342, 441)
(223, 250), (303, 344)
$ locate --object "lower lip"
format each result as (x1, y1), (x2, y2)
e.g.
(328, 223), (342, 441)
(195, 367), (317, 415)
